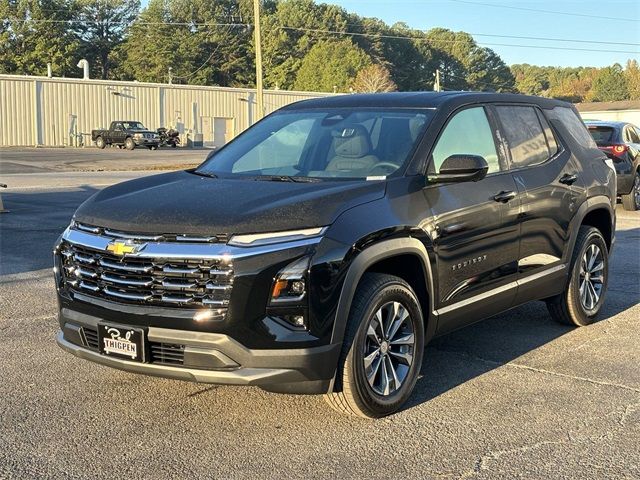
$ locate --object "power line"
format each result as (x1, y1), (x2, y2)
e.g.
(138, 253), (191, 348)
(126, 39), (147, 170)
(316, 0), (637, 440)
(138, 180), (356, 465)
(466, 32), (639, 47)
(6, 17), (640, 54)
(447, 0), (638, 23)
(277, 25), (640, 55)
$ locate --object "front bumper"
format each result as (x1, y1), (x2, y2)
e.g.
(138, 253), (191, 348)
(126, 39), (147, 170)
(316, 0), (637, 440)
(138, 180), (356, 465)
(133, 137), (159, 146)
(57, 308), (339, 394)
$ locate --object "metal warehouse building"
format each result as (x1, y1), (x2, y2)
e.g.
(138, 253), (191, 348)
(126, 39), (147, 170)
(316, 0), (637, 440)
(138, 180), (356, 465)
(0, 74), (328, 148)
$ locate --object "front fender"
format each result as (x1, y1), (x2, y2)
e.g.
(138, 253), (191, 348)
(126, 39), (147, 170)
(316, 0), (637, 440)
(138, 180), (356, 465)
(330, 236), (438, 349)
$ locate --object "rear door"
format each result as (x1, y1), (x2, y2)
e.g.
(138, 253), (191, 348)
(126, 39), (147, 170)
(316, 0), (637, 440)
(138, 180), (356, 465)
(492, 104), (581, 302)
(424, 105), (520, 335)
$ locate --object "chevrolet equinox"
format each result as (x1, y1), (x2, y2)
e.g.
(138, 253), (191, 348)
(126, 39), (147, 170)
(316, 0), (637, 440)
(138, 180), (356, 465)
(54, 92), (616, 417)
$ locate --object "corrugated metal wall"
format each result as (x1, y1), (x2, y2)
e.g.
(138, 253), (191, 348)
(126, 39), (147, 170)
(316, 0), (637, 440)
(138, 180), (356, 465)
(0, 74), (329, 147)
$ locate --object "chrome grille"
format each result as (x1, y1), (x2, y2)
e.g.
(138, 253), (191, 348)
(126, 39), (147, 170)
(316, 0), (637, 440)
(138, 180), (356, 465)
(59, 242), (233, 308)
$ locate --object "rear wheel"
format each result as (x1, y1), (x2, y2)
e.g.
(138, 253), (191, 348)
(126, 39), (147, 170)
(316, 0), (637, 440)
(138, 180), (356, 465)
(621, 171), (640, 211)
(95, 136), (106, 149)
(547, 226), (608, 326)
(124, 137), (135, 150)
(324, 273), (425, 418)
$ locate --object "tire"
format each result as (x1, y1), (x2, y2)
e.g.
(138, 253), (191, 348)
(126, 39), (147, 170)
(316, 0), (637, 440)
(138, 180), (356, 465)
(95, 136), (106, 149)
(324, 273), (425, 418)
(125, 137), (135, 150)
(621, 171), (639, 211)
(547, 226), (609, 326)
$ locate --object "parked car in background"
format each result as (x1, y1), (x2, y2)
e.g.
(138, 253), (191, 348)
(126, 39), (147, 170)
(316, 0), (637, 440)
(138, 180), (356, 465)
(585, 120), (640, 211)
(92, 121), (160, 150)
(55, 92), (615, 418)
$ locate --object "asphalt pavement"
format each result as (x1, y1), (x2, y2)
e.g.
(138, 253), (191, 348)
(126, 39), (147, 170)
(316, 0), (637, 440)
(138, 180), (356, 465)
(0, 147), (207, 174)
(0, 172), (639, 479)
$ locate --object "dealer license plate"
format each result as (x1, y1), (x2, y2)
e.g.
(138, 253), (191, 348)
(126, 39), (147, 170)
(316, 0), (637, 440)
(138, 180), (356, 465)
(98, 323), (145, 362)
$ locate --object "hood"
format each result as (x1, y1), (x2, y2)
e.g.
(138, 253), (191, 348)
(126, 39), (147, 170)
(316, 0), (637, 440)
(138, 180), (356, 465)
(74, 170), (386, 235)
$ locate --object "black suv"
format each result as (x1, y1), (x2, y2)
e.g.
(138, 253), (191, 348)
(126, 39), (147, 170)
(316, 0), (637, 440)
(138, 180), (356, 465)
(54, 92), (616, 418)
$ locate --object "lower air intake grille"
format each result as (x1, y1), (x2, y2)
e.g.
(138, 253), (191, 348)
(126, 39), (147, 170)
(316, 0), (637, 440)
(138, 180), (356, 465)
(150, 343), (185, 366)
(83, 326), (99, 350)
(81, 326), (186, 366)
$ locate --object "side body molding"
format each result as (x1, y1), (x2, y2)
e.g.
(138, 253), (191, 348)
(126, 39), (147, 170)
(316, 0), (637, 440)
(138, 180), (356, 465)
(330, 236), (438, 350)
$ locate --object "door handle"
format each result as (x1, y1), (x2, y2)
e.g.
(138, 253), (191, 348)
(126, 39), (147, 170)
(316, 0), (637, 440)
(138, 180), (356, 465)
(559, 173), (578, 185)
(493, 190), (516, 203)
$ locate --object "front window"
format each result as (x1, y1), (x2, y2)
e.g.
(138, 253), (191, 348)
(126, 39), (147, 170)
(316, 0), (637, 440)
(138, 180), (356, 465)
(123, 122), (146, 130)
(431, 107), (502, 174)
(196, 109), (433, 180)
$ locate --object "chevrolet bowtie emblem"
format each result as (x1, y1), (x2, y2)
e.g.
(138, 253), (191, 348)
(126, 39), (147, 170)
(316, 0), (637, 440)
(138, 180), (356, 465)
(105, 240), (142, 256)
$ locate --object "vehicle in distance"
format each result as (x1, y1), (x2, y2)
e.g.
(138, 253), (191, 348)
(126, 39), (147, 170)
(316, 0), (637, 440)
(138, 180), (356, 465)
(55, 92), (615, 418)
(585, 120), (640, 211)
(92, 121), (160, 150)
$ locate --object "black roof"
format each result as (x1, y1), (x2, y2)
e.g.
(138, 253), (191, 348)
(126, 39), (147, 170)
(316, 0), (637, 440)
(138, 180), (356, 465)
(281, 91), (572, 111)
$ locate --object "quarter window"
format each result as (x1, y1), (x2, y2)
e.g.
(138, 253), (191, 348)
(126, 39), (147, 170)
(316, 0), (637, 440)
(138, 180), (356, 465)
(431, 107), (501, 174)
(496, 106), (550, 168)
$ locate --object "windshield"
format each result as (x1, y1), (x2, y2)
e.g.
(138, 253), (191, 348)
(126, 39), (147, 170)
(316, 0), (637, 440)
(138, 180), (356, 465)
(123, 122), (146, 130)
(196, 109), (433, 180)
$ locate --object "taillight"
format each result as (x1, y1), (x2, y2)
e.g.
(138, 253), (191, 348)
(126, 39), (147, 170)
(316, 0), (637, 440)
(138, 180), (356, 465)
(598, 144), (628, 157)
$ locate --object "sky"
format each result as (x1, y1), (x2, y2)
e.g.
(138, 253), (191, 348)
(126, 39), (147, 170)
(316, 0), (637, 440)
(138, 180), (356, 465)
(336, 0), (640, 67)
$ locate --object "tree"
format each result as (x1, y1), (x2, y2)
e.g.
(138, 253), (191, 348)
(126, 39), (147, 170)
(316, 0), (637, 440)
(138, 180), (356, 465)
(73, 0), (140, 79)
(294, 38), (371, 92)
(0, 0), (80, 77)
(352, 64), (396, 93)
(625, 59), (640, 100)
(591, 64), (629, 102)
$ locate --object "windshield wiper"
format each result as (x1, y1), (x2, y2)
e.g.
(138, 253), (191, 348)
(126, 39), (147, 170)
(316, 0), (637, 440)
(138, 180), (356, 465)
(253, 175), (319, 183)
(192, 170), (218, 178)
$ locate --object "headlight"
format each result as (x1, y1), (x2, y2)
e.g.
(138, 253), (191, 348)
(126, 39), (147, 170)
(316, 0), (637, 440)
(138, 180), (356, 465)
(133, 133), (143, 138)
(228, 227), (327, 247)
(270, 256), (309, 304)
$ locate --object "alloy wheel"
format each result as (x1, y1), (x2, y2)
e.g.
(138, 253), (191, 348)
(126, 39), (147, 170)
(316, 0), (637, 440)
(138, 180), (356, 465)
(634, 173), (640, 209)
(579, 244), (604, 310)
(363, 301), (415, 396)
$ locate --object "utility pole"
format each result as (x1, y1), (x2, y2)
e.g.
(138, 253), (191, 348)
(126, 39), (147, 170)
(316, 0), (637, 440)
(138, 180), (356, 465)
(253, 0), (264, 121)
(433, 69), (441, 92)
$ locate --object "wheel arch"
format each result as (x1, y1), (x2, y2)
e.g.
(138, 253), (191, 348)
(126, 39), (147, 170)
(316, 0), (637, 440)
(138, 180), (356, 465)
(567, 196), (615, 259)
(330, 237), (438, 350)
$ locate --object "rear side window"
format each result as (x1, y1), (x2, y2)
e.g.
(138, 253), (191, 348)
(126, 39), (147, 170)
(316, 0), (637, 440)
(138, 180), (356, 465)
(549, 107), (597, 148)
(431, 107), (501, 174)
(495, 106), (550, 168)
(624, 126), (640, 143)
(587, 126), (614, 145)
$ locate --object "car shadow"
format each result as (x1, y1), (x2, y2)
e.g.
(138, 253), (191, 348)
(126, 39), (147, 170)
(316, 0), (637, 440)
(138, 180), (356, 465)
(404, 221), (640, 412)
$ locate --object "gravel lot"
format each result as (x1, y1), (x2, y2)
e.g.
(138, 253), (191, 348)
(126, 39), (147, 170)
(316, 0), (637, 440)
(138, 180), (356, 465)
(0, 172), (639, 479)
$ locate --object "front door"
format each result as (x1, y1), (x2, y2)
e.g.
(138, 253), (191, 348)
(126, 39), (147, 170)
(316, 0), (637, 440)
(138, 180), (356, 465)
(423, 106), (521, 335)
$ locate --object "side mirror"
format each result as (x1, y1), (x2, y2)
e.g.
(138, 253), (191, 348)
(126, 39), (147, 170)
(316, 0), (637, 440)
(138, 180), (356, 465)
(430, 154), (489, 183)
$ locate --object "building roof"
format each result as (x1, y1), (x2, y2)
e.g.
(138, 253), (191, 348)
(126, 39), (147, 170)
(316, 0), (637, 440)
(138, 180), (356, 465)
(575, 100), (640, 112)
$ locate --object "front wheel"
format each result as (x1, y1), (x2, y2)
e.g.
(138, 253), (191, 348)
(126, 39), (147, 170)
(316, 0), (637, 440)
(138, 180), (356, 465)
(547, 226), (609, 326)
(124, 137), (135, 150)
(324, 273), (425, 418)
(621, 171), (640, 211)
